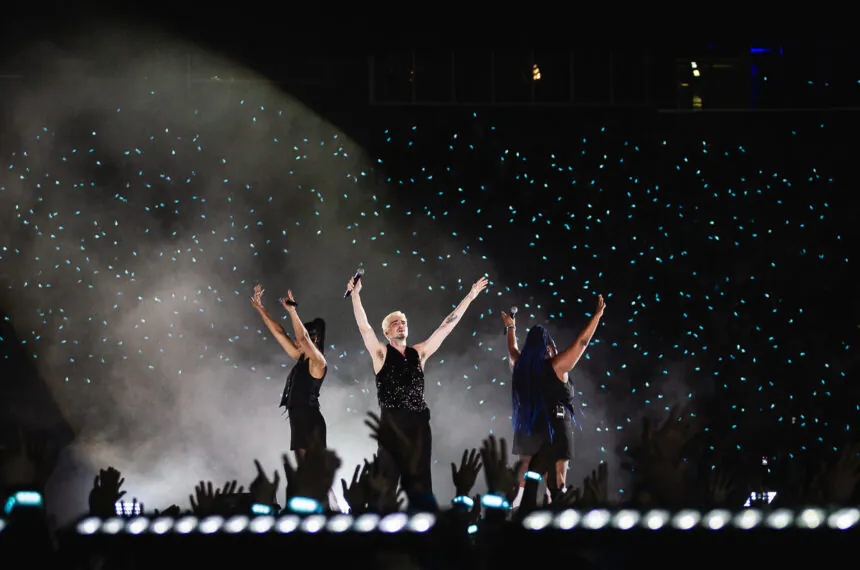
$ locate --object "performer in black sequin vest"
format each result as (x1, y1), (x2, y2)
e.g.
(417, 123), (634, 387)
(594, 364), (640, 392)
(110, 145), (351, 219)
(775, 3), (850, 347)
(251, 285), (327, 456)
(347, 274), (489, 493)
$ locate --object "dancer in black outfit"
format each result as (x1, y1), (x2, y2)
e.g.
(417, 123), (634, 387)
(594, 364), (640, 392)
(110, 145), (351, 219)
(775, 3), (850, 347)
(505, 295), (605, 504)
(347, 274), (489, 492)
(251, 284), (327, 456)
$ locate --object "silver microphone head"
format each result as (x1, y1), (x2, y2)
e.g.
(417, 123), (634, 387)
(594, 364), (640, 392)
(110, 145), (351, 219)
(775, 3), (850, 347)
(356, 267), (365, 276)
(510, 306), (518, 316)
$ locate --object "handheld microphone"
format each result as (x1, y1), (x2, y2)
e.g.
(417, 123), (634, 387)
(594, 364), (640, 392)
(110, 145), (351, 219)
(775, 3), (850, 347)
(344, 268), (365, 299)
(503, 306), (518, 334)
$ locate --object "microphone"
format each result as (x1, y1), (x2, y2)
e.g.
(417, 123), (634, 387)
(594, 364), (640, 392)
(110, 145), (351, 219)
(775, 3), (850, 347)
(344, 268), (365, 299)
(503, 306), (518, 334)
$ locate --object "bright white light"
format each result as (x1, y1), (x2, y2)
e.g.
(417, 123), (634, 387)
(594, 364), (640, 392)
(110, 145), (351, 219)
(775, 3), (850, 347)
(828, 509), (860, 530)
(734, 509), (762, 529)
(672, 510), (700, 530)
(276, 515), (299, 533)
(766, 509), (793, 529)
(125, 518), (148, 534)
(101, 518), (124, 534)
(704, 510), (731, 530)
(150, 517), (173, 534)
(174, 516), (197, 534)
(554, 509), (580, 530)
(249, 516), (275, 533)
(224, 516), (248, 533)
(325, 514), (353, 533)
(582, 509), (611, 529)
(379, 512), (408, 533)
(77, 517), (101, 535)
(301, 515), (326, 533)
(198, 516), (223, 534)
(613, 510), (639, 530)
(407, 513), (435, 533)
(523, 510), (552, 531)
(644, 510), (669, 530)
(353, 513), (379, 532)
(798, 509), (823, 529)
(115, 501), (141, 517)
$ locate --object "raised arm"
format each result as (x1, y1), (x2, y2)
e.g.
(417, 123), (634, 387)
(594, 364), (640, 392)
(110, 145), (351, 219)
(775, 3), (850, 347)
(415, 276), (489, 363)
(250, 284), (302, 360)
(552, 295), (606, 378)
(280, 290), (326, 376)
(502, 310), (520, 371)
(347, 276), (386, 362)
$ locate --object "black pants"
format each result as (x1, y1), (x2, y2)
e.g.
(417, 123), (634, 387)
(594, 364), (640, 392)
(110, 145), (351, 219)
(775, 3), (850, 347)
(376, 408), (433, 493)
(288, 406), (327, 451)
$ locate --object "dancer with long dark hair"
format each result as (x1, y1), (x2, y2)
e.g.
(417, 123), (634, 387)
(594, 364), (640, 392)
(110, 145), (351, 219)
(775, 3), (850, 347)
(503, 295), (606, 504)
(251, 284), (327, 457)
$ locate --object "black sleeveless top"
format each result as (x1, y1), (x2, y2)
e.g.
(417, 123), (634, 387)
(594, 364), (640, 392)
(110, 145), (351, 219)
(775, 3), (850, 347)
(280, 357), (326, 409)
(376, 345), (428, 412)
(540, 360), (580, 429)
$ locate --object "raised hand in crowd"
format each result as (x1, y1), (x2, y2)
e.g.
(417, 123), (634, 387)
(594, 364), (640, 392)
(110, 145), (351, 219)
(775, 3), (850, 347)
(341, 461), (372, 514)
(707, 469), (737, 507)
(249, 459), (281, 508)
(189, 480), (244, 516)
(480, 435), (521, 504)
(88, 467), (127, 518)
(451, 448), (483, 498)
(582, 462), (609, 507)
(282, 438), (341, 507)
(1, 430), (60, 493)
(809, 443), (860, 505)
(366, 456), (404, 514)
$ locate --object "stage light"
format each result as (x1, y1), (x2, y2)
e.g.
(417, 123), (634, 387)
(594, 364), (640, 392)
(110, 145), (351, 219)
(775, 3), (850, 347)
(174, 516), (197, 534)
(766, 509), (793, 529)
(582, 509), (611, 529)
(224, 515), (249, 533)
(704, 509), (732, 530)
(101, 517), (124, 534)
(672, 510), (700, 530)
(407, 513), (435, 533)
(613, 510), (639, 530)
(275, 514), (300, 533)
(797, 508), (824, 529)
(827, 509), (860, 530)
(352, 513), (379, 532)
(523, 510), (553, 530)
(378, 512), (408, 533)
(532, 64), (541, 81)
(198, 515), (223, 534)
(554, 509), (580, 530)
(150, 517), (174, 534)
(126, 518), (148, 534)
(734, 509), (762, 529)
(325, 514), (352, 533)
(644, 510), (670, 530)
(115, 500), (141, 517)
(249, 515), (275, 533)
(76, 517), (100, 535)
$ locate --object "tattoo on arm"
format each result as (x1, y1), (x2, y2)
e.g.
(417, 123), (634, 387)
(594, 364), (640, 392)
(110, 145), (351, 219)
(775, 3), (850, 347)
(580, 338), (589, 347)
(444, 313), (460, 325)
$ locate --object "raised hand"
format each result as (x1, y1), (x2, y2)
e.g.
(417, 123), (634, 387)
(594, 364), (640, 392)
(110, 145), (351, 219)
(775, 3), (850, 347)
(366, 455), (400, 513)
(89, 467), (127, 517)
(249, 459), (281, 507)
(1, 430), (60, 492)
(346, 275), (362, 296)
(365, 412), (422, 485)
(189, 481), (218, 515)
(283, 442), (342, 505)
(708, 469), (737, 507)
(595, 294), (606, 316)
(279, 290), (297, 313)
(582, 462), (609, 506)
(341, 461), (371, 514)
(469, 276), (489, 300)
(480, 435), (521, 502)
(645, 403), (700, 462)
(250, 284), (264, 309)
(451, 448), (483, 497)
(501, 311), (515, 328)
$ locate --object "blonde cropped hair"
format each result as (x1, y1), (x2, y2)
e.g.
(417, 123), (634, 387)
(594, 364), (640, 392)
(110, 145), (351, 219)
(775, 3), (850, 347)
(382, 311), (406, 334)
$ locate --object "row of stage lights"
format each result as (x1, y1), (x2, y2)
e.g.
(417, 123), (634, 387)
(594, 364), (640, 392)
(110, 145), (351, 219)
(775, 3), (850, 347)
(4, 508), (855, 536)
